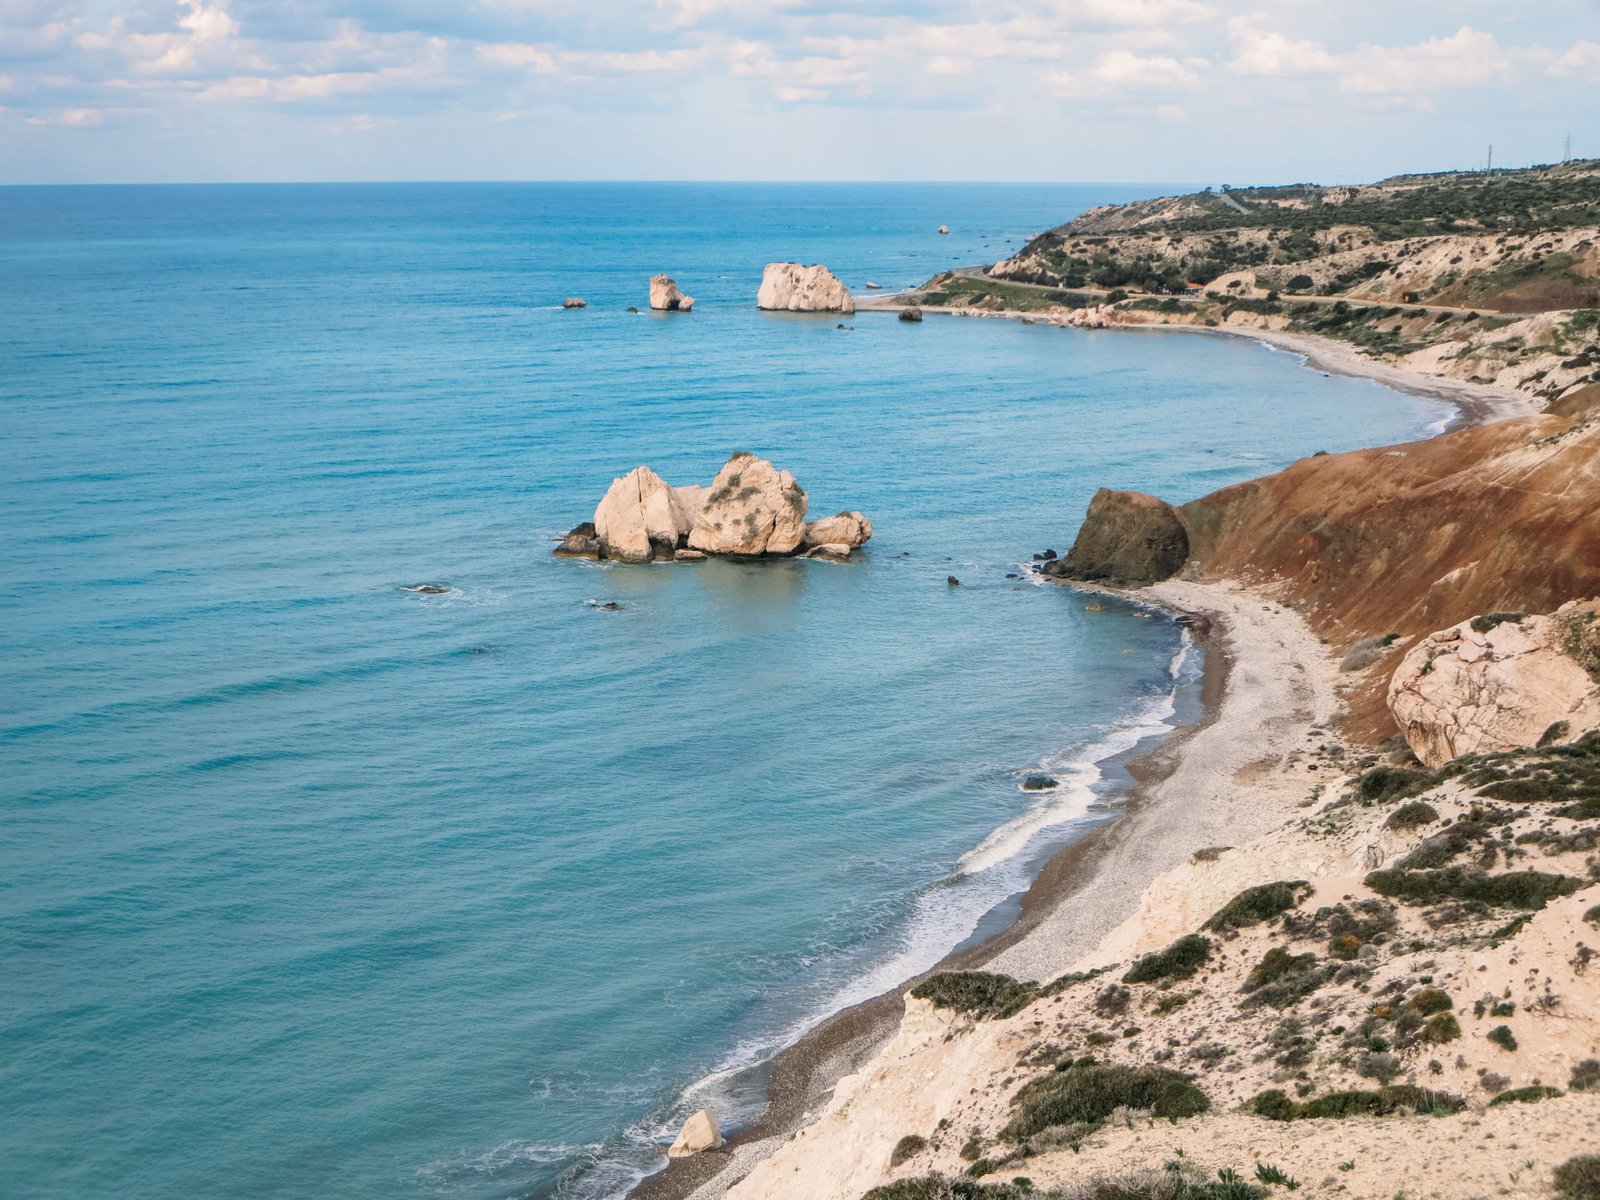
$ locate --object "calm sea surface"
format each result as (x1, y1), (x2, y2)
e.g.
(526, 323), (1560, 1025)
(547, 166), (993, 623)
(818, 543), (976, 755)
(0, 183), (1449, 1199)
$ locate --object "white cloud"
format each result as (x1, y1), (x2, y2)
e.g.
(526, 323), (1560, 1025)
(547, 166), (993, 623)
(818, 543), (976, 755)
(1337, 26), (1509, 96)
(476, 42), (559, 73)
(1547, 41), (1600, 78)
(1225, 19), (1337, 77)
(1051, 0), (1217, 28)
(1046, 50), (1207, 98)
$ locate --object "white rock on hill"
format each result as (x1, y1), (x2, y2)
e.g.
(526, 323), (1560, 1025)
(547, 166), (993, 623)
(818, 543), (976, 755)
(1387, 601), (1600, 767)
(756, 262), (855, 314)
(667, 1108), (723, 1158)
(688, 453), (809, 556)
(650, 274), (694, 312)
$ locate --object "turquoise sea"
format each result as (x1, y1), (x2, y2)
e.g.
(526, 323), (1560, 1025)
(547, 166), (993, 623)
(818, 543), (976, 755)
(0, 183), (1450, 1199)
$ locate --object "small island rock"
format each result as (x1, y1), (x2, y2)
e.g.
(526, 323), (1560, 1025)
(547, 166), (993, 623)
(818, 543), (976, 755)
(562, 297), (587, 309)
(668, 1109), (723, 1158)
(803, 512), (872, 551)
(1044, 488), (1189, 588)
(650, 275), (694, 312)
(594, 466), (693, 563)
(757, 262), (855, 314)
(899, 306), (923, 323)
(938, 224), (950, 235)
(688, 453), (808, 556)
(553, 522), (600, 558)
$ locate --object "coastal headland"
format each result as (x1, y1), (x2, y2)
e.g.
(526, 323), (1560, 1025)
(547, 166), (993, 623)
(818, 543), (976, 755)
(631, 163), (1600, 1200)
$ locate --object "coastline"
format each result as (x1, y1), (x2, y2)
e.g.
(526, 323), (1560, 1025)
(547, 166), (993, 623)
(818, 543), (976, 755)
(856, 295), (1541, 430)
(627, 307), (1530, 1200)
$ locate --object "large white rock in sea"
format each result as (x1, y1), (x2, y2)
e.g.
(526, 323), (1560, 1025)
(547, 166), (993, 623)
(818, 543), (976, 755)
(688, 453), (809, 556)
(650, 275), (694, 312)
(756, 263), (855, 314)
(1387, 601), (1600, 767)
(667, 1109), (723, 1158)
(593, 466), (695, 563)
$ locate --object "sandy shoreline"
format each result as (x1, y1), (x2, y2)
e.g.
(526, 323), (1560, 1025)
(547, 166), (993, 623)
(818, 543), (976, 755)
(627, 303), (1534, 1200)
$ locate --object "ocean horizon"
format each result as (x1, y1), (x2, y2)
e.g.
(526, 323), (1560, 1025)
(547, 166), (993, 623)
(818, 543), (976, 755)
(0, 181), (1455, 1200)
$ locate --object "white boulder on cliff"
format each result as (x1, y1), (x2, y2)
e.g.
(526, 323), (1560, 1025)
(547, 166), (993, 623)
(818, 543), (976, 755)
(756, 263), (855, 314)
(1387, 601), (1600, 767)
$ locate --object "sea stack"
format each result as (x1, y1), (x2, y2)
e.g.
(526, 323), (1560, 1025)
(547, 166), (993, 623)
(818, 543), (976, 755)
(899, 306), (923, 322)
(649, 275), (695, 312)
(562, 297), (587, 309)
(756, 263), (855, 314)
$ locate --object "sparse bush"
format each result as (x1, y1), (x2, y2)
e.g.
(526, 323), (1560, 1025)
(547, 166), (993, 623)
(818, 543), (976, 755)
(1489, 1085), (1562, 1106)
(1471, 611), (1527, 635)
(1241, 948), (1331, 1009)
(891, 1135), (929, 1167)
(913, 972), (1039, 1021)
(1004, 1063), (1209, 1141)
(1554, 1154), (1600, 1200)
(1585, 904), (1600, 926)
(1357, 766), (1431, 803)
(1487, 1024), (1519, 1051)
(1340, 634), (1400, 672)
(1253, 1163), (1300, 1190)
(1570, 1059), (1600, 1091)
(1246, 1085), (1466, 1120)
(1420, 1013), (1461, 1044)
(1364, 866), (1584, 910)
(1408, 988), (1453, 1015)
(1124, 934), (1213, 984)
(1094, 984), (1132, 1017)
(1357, 1052), (1402, 1083)
(1387, 801), (1440, 830)
(1328, 933), (1362, 960)
(1204, 882), (1310, 932)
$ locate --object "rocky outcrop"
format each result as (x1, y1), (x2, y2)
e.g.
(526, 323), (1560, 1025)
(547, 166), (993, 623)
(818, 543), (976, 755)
(553, 521), (599, 558)
(1387, 601), (1600, 766)
(1044, 489), (1189, 587)
(898, 306), (923, 322)
(688, 454), (809, 556)
(593, 467), (692, 563)
(556, 456), (870, 562)
(757, 263), (855, 314)
(667, 1109), (723, 1158)
(562, 298), (587, 309)
(650, 275), (694, 312)
(803, 512), (872, 551)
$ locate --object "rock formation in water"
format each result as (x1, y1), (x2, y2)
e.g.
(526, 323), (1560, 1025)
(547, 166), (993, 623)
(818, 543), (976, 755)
(1388, 601), (1600, 766)
(1045, 489), (1189, 587)
(649, 275), (694, 312)
(668, 1109), (723, 1158)
(562, 297), (586, 309)
(899, 306), (923, 322)
(756, 263), (855, 314)
(555, 455), (871, 562)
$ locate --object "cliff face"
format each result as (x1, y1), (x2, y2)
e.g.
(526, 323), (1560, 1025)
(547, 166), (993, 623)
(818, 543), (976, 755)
(1177, 387), (1600, 645)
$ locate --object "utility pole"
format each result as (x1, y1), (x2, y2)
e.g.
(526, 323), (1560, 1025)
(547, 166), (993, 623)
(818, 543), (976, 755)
(1564, 132), (1574, 163)
(1486, 144), (1493, 175)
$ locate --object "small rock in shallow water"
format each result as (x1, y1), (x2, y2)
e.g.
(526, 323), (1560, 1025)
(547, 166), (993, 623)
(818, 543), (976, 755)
(586, 599), (622, 612)
(1022, 774), (1059, 791)
(403, 583), (450, 595)
(899, 306), (923, 323)
(947, 575), (960, 587)
(562, 297), (587, 309)
(668, 1109), (723, 1158)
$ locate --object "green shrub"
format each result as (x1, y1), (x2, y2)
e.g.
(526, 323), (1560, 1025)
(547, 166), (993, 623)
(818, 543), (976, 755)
(1386, 801), (1440, 830)
(861, 1177), (1044, 1200)
(1203, 882), (1310, 932)
(1328, 933), (1362, 960)
(1571, 1059), (1600, 1091)
(1124, 934), (1213, 984)
(1408, 987), (1453, 1015)
(1584, 905), (1600, 926)
(1364, 867), (1585, 910)
(1253, 1163), (1300, 1189)
(1247, 1085), (1466, 1120)
(1488, 1024), (1519, 1051)
(1470, 611), (1526, 634)
(891, 1135), (929, 1167)
(1004, 1063), (1210, 1141)
(1554, 1154), (1600, 1200)
(1357, 766), (1430, 803)
(1488, 1085), (1561, 1106)
(1241, 948), (1330, 1009)
(1421, 1013), (1461, 1043)
(912, 972), (1039, 1020)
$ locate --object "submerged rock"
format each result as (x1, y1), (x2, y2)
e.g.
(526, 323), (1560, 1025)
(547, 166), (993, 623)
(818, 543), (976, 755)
(805, 542), (855, 560)
(899, 306), (923, 323)
(649, 275), (694, 312)
(562, 297), (587, 309)
(865, 280), (882, 289)
(1046, 488), (1189, 588)
(1388, 601), (1600, 767)
(757, 262), (855, 314)
(947, 575), (960, 587)
(402, 583), (450, 595)
(668, 1109), (723, 1158)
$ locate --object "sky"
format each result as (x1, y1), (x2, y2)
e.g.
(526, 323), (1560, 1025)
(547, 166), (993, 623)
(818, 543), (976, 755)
(1, 0), (1597, 185)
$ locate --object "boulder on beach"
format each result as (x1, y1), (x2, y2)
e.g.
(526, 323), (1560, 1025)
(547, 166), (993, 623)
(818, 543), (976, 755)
(1388, 601), (1600, 767)
(668, 1109), (723, 1158)
(899, 306), (923, 323)
(803, 511), (872, 551)
(562, 297), (587, 309)
(1044, 488), (1189, 588)
(650, 275), (694, 312)
(756, 262), (855, 314)
(688, 453), (809, 556)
